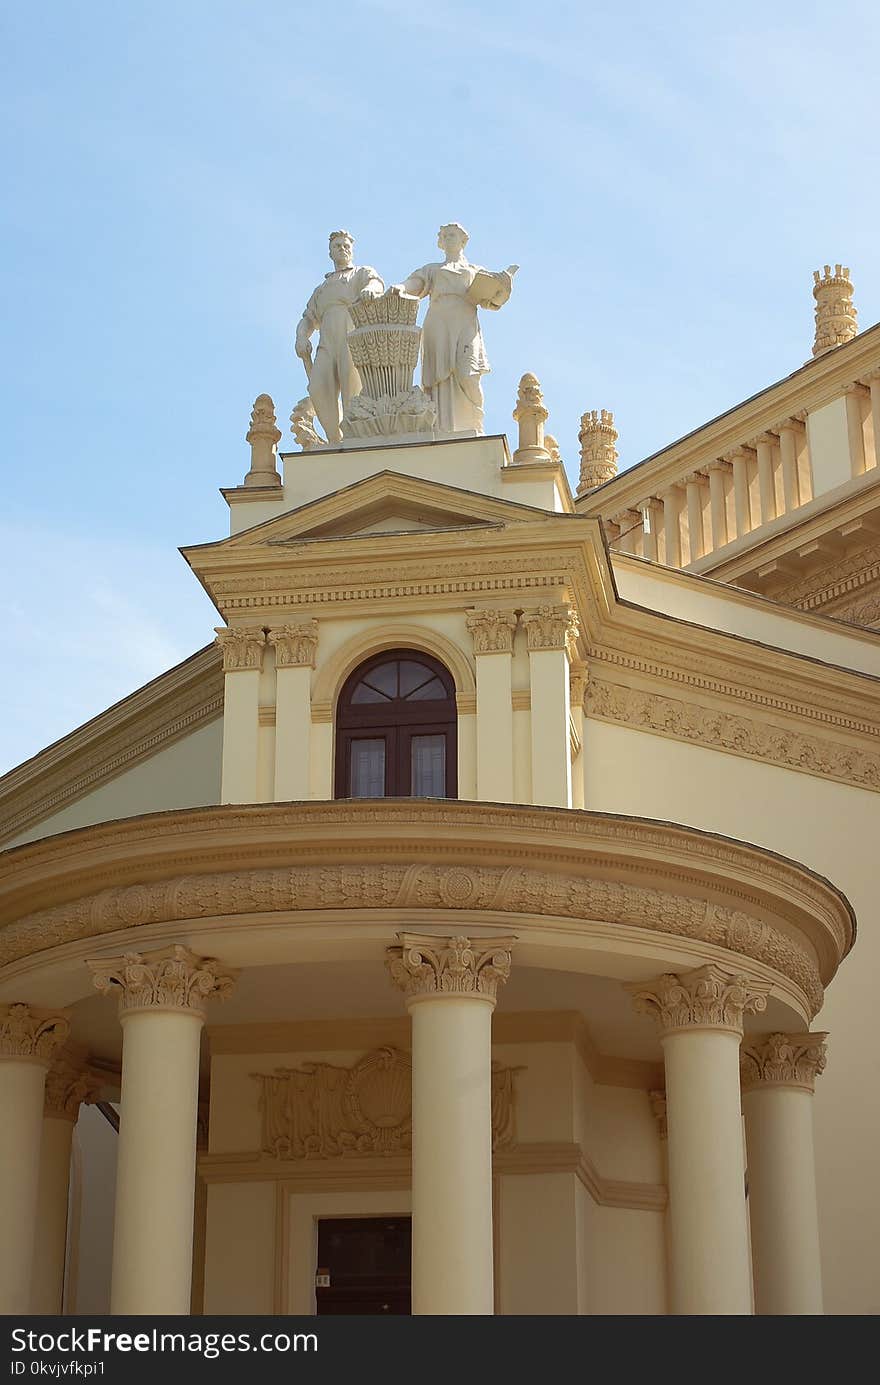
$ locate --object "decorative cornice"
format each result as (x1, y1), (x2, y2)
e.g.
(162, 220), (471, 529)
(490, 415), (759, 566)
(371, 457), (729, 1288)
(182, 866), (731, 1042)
(213, 626), (266, 672)
(88, 944), (237, 1018)
(466, 608), (518, 654)
(585, 677), (880, 794)
(0, 1004), (70, 1064)
(386, 932), (514, 1006)
(0, 801), (851, 1017)
(44, 1049), (102, 1120)
(0, 646), (223, 847)
(197, 1140), (667, 1211)
(267, 621), (319, 668)
(771, 539), (880, 612)
(626, 963), (771, 1038)
(521, 603), (580, 655)
(740, 1031), (828, 1094)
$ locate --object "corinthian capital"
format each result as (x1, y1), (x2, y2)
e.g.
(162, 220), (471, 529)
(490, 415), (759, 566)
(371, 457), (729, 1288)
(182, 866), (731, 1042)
(740, 1032), (828, 1094)
(88, 944), (237, 1019)
(626, 963), (770, 1038)
(521, 603), (580, 655)
(0, 1004), (71, 1064)
(386, 933), (514, 1006)
(268, 621), (319, 668)
(466, 608), (518, 654)
(44, 1049), (103, 1121)
(214, 625), (266, 672)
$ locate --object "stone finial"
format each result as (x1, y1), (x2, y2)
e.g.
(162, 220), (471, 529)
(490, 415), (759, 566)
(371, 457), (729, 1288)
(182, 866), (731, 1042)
(626, 963), (771, 1039)
(577, 410), (618, 495)
(544, 434), (562, 466)
(512, 373), (551, 464)
(88, 944), (237, 1019)
(740, 1032), (828, 1094)
(244, 394), (282, 487)
(386, 933), (515, 1006)
(812, 265), (858, 357)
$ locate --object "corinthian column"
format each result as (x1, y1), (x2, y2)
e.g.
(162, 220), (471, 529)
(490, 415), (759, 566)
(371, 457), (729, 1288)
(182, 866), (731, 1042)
(0, 1004), (70, 1313)
(627, 964), (770, 1314)
(31, 1049), (102, 1313)
(741, 1032), (828, 1315)
(521, 603), (579, 808)
(89, 946), (236, 1314)
(214, 625), (266, 804)
(268, 620), (318, 801)
(466, 609), (518, 802)
(387, 933), (514, 1314)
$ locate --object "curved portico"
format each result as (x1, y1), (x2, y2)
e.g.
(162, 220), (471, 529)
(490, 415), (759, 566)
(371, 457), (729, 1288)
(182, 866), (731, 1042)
(0, 800), (851, 1315)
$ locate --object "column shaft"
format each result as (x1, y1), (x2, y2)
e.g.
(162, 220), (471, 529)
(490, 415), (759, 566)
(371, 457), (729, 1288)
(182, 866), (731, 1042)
(662, 490), (682, 567)
(744, 1087), (823, 1313)
(755, 437), (777, 524)
(685, 478), (705, 561)
(111, 1010), (202, 1314)
(410, 997), (495, 1313)
(707, 464), (729, 550)
(528, 648), (571, 807)
(845, 389), (867, 476)
(475, 653), (514, 801)
(220, 669), (261, 802)
(778, 426), (802, 510)
(30, 1116), (75, 1313)
(274, 664), (311, 800)
(730, 454), (752, 537)
(869, 377), (880, 469)
(0, 1061), (49, 1313)
(663, 1028), (752, 1313)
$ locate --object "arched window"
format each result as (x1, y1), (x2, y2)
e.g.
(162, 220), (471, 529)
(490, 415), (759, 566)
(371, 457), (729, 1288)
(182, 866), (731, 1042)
(335, 650), (457, 799)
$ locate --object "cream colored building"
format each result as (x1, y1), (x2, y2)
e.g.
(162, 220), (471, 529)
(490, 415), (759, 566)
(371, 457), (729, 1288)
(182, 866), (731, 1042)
(1, 264), (878, 1317)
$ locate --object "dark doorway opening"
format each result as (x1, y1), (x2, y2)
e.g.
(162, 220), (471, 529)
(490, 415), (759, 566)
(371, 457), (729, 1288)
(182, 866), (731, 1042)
(315, 1216), (411, 1315)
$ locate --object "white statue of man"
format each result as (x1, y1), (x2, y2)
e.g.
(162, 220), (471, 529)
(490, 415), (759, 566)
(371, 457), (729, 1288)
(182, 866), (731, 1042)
(295, 231), (384, 444)
(395, 224), (518, 436)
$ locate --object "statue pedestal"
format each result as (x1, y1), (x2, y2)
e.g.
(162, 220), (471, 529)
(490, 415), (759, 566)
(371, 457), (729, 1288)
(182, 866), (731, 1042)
(343, 294), (436, 442)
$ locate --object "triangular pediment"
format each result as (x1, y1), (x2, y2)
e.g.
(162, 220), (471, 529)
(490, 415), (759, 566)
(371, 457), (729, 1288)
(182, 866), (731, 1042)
(193, 472), (559, 552)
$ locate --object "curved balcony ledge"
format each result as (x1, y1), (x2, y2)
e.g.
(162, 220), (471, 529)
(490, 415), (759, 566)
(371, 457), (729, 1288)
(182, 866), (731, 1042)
(0, 800), (854, 1022)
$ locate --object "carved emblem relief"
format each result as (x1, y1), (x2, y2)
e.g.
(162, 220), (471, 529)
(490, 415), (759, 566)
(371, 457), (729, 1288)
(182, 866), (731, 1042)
(253, 1046), (521, 1160)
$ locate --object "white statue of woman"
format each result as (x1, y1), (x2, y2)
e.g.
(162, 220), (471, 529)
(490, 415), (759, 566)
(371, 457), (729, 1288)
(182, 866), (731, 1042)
(395, 224), (518, 436)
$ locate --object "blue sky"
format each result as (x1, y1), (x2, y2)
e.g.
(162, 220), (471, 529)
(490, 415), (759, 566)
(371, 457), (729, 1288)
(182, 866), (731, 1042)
(1, 0), (878, 773)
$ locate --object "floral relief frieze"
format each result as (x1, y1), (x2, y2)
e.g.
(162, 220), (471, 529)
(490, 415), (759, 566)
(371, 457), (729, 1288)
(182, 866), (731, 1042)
(585, 677), (880, 793)
(2, 860), (824, 1014)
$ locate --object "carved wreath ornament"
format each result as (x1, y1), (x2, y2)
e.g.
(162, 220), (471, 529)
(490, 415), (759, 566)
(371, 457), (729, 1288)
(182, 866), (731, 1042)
(253, 1046), (519, 1160)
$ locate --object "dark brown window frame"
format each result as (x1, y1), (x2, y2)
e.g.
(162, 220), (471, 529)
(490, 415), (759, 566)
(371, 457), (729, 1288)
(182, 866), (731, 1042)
(334, 649), (458, 799)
